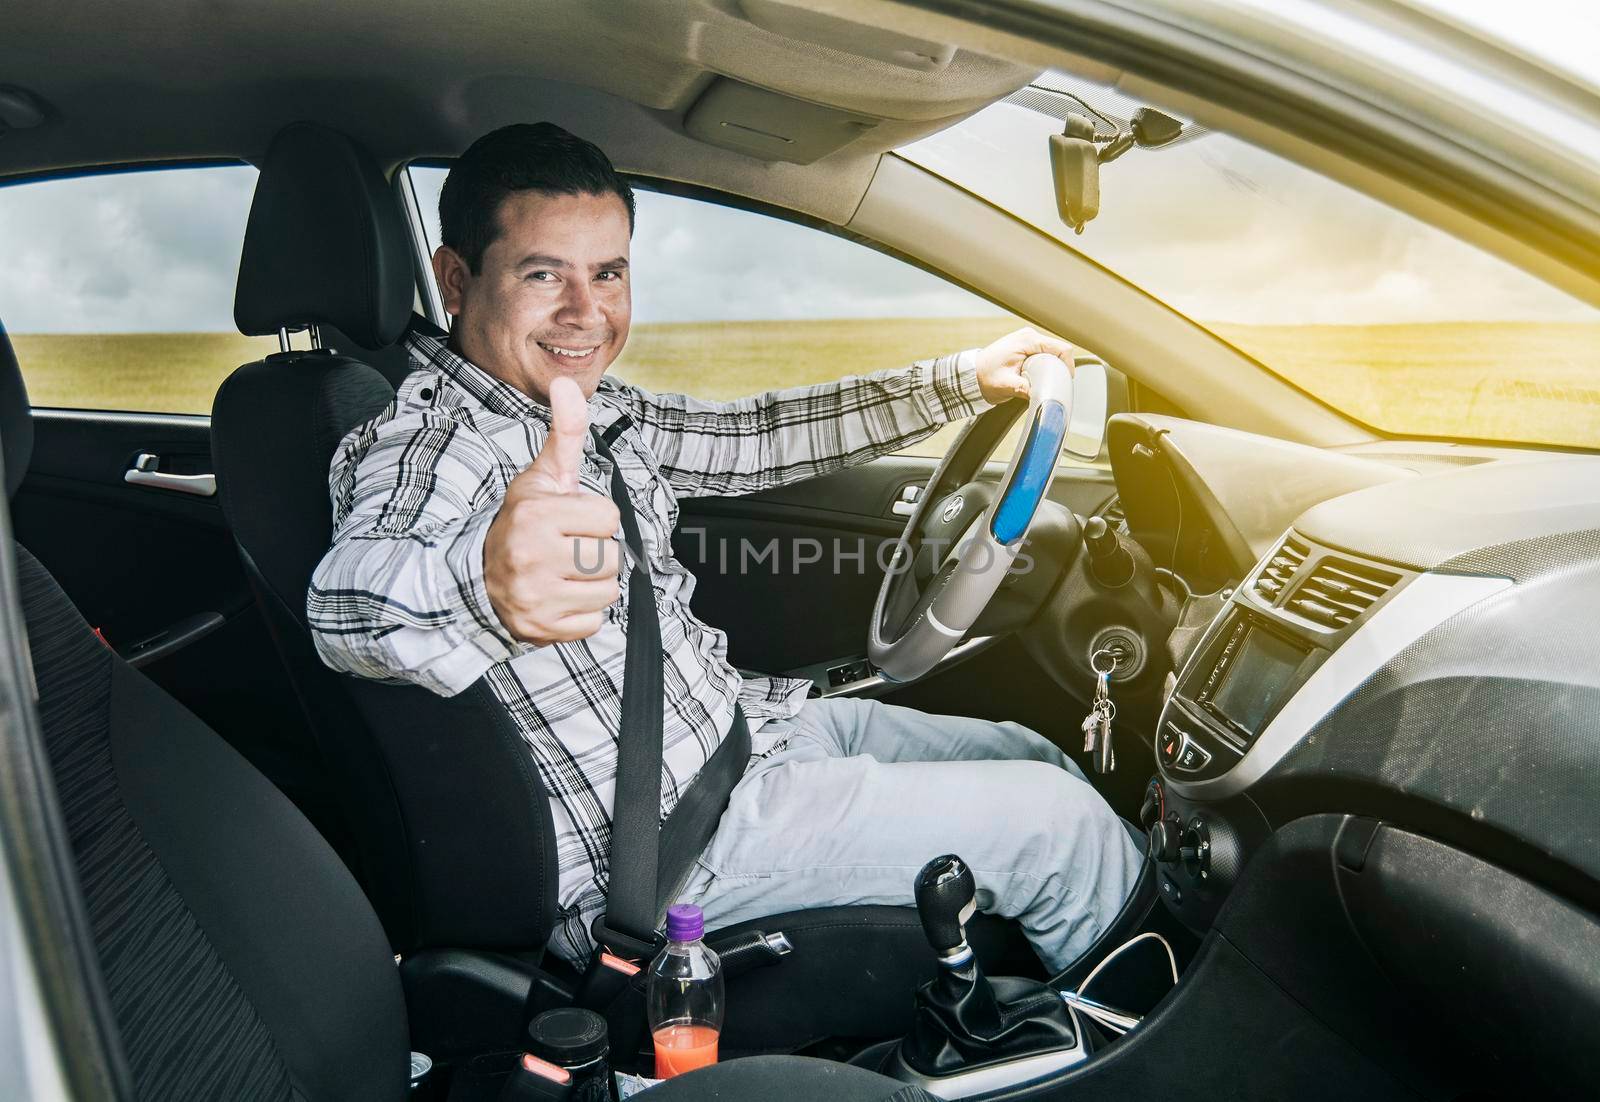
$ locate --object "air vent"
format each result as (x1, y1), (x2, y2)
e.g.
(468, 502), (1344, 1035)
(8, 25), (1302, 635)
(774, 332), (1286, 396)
(1285, 557), (1402, 629)
(1099, 497), (1127, 532)
(1254, 536), (1307, 603)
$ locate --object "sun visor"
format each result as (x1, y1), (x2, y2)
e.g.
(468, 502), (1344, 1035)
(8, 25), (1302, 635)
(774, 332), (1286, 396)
(684, 79), (878, 164)
(737, 1), (958, 71)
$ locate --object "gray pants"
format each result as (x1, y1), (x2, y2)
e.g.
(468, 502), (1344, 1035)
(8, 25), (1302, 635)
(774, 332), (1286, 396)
(679, 696), (1142, 974)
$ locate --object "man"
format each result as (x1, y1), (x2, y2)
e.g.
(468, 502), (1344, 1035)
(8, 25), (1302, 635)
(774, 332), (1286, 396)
(310, 123), (1140, 972)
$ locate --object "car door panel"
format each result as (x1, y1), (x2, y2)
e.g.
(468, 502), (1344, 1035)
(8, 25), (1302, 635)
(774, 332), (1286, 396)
(14, 411), (238, 646)
(11, 410), (346, 853)
(722, 455), (946, 523)
(676, 455), (1117, 685)
(673, 512), (899, 677)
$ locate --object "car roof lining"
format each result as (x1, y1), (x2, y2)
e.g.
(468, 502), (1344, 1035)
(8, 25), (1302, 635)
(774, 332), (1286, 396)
(7, 0), (1593, 304)
(0, 0), (1040, 224)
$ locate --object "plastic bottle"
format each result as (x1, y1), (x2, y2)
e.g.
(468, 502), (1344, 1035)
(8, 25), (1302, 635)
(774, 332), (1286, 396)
(646, 904), (724, 1078)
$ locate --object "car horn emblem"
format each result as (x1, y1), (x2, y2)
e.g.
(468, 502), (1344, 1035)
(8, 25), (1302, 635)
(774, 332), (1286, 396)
(941, 494), (965, 524)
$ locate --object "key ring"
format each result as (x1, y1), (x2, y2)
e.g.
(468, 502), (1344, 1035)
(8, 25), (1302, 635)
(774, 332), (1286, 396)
(1090, 648), (1118, 677)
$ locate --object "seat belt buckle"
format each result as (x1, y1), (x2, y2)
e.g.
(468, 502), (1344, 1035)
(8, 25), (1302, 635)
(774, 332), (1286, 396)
(576, 914), (657, 1012)
(575, 948), (640, 1010)
(577, 919), (660, 1056)
(589, 914), (663, 967)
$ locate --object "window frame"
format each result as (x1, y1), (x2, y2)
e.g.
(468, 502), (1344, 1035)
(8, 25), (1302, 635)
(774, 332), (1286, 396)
(399, 163), (1135, 466)
(0, 158), (271, 419)
(403, 161), (1057, 337)
(395, 164), (447, 328)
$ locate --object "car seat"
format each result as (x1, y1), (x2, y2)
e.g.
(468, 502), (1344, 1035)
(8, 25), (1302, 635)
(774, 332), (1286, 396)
(209, 122), (1151, 1059)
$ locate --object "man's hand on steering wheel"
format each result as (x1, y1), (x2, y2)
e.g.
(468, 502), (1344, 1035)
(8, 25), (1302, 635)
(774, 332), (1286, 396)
(870, 346), (1085, 682)
(976, 328), (1077, 405)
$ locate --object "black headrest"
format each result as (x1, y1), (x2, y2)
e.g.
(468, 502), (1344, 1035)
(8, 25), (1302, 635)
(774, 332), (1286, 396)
(235, 122), (415, 350)
(0, 321), (33, 500)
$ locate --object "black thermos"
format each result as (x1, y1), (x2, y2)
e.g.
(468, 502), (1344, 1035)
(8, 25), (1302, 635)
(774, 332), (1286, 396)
(510, 1008), (619, 1102)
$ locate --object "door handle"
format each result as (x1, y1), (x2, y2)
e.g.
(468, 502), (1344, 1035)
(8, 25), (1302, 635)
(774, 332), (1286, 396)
(890, 483), (922, 517)
(121, 611), (226, 668)
(124, 453), (217, 497)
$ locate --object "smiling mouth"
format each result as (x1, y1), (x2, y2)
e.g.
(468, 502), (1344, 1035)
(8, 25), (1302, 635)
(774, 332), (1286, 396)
(538, 342), (599, 360)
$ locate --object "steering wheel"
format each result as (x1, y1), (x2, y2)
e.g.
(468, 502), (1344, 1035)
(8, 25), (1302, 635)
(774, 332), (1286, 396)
(869, 354), (1083, 683)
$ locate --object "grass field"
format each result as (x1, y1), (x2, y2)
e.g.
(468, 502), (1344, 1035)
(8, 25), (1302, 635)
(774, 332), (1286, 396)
(11, 319), (1600, 450)
(1213, 321), (1600, 446)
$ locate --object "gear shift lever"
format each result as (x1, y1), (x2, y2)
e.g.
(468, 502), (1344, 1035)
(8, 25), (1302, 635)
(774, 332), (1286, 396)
(915, 855), (978, 963)
(902, 855), (1080, 1079)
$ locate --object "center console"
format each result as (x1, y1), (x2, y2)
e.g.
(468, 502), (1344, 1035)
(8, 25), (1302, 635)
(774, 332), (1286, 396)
(1156, 607), (1323, 783)
(1144, 531), (1421, 926)
(1158, 529), (1421, 791)
(1146, 528), (1519, 928)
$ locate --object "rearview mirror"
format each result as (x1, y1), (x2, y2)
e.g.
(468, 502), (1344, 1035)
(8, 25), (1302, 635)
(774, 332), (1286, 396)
(1048, 115), (1100, 233)
(1047, 105), (1197, 233)
(1065, 361), (1108, 460)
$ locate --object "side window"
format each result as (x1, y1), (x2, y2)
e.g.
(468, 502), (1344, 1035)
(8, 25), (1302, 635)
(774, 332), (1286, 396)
(407, 168), (1039, 459)
(0, 165), (276, 414)
(625, 190), (1032, 461)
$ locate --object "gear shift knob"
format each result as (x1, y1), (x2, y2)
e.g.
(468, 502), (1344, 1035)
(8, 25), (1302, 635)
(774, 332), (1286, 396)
(915, 854), (978, 960)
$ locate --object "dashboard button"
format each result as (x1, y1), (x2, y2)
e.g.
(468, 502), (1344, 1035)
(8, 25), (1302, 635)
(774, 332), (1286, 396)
(1159, 724), (1182, 766)
(1174, 739), (1213, 773)
(1159, 873), (1183, 908)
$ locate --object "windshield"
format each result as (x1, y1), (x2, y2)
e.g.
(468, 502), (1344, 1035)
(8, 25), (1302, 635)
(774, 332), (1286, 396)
(898, 73), (1600, 450)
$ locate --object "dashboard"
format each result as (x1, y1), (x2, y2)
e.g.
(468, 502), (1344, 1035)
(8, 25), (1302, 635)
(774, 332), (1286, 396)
(1103, 413), (1600, 930)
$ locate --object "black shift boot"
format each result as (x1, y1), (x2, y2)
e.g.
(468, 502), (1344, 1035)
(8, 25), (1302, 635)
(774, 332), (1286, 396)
(902, 855), (1079, 1077)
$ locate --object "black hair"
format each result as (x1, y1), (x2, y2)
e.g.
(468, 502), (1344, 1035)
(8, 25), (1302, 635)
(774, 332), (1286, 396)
(438, 122), (636, 273)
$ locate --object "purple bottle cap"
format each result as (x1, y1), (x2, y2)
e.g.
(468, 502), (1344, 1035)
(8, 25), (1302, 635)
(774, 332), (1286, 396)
(665, 904), (704, 942)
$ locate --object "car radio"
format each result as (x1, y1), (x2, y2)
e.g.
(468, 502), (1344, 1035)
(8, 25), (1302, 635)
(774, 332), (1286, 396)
(1156, 607), (1324, 781)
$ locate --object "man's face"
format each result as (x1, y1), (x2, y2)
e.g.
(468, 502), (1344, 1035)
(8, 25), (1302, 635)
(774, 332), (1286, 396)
(435, 189), (632, 403)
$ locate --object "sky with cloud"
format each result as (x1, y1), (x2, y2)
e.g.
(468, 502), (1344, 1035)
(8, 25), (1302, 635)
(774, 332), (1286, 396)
(408, 169), (1006, 326)
(900, 102), (1597, 326)
(0, 166), (263, 334)
(2, 102), (1592, 336)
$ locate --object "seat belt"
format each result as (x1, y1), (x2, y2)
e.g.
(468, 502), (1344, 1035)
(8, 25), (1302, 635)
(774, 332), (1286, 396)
(586, 418), (750, 965)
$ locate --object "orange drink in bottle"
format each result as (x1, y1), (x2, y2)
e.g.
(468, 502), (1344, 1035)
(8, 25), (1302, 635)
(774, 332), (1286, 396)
(652, 1022), (720, 1078)
(646, 905), (725, 1080)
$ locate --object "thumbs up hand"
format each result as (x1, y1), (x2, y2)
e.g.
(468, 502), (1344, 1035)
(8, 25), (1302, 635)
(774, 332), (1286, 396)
(484, 377), (623, 644)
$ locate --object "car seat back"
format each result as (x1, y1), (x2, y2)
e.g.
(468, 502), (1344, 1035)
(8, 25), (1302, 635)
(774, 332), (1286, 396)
(3, 320), (409, 1101)
(215, 122), (558, 953)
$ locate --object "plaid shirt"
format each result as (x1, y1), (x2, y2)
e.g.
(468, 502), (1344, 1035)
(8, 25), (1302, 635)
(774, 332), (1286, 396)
(308, 329), (990, 961)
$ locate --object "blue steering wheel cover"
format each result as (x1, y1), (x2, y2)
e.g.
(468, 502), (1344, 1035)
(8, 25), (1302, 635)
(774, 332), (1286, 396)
(990, 400), (1066, 545)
